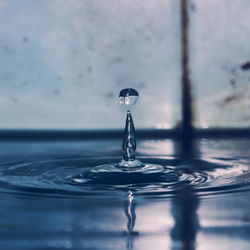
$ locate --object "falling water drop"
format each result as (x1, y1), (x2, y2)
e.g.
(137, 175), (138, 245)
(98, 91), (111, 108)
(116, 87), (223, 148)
(83, 88), (164, 172)
(118, 89), (143, 168)
(119, 88), (139, 109)
(65, 88), (165, 185)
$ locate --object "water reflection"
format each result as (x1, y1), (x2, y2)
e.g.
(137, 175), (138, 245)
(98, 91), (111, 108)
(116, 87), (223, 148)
(170, 189), (200, 250)
(170, 138), (200, 250)
(122, 188), (200, 250)
(124, 191), (139, 250)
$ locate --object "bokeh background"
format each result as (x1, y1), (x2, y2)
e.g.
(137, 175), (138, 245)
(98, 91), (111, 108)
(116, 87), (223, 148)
(0, 0), (249, 129)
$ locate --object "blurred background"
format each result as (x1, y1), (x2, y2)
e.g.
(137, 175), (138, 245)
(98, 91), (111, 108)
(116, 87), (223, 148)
(0, 0), (250, 130)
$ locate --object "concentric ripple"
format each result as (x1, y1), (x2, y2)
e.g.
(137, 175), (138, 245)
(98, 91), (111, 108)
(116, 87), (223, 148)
(0, 157), (249, 198)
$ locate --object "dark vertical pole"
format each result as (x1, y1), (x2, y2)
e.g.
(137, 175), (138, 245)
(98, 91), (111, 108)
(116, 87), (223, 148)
(181, 0), (193, 156)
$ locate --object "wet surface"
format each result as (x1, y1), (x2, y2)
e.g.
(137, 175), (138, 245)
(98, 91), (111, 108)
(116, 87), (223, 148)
(0, 138), (249, 249)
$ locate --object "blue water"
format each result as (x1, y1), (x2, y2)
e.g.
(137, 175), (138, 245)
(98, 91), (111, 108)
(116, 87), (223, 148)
(0, 138), (249, 249)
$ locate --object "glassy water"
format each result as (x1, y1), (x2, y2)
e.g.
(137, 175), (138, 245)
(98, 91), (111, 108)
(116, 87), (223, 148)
(0, 138), (249, 249)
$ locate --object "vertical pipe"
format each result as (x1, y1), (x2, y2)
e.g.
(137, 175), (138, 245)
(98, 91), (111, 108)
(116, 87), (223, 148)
(181, 0), (193, 155)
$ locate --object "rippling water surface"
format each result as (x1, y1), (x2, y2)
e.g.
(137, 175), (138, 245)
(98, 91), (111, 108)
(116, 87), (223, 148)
(0, 138), (250, 249)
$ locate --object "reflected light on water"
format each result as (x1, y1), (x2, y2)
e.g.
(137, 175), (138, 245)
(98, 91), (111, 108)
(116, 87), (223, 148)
(156, 122), (173, 129)
(131, 201), (173, 250)
(138, 140), (174, 156)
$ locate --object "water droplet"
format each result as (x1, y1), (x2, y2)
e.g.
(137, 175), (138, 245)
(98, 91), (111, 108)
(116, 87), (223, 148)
(119, 88), (139, 108)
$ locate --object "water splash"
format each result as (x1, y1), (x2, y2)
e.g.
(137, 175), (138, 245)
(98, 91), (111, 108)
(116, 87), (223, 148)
(82, 88), (161, 170)
(0, 89), (249, 198)
(119, 88), (143, 167)
(122, 111), (136, 162)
